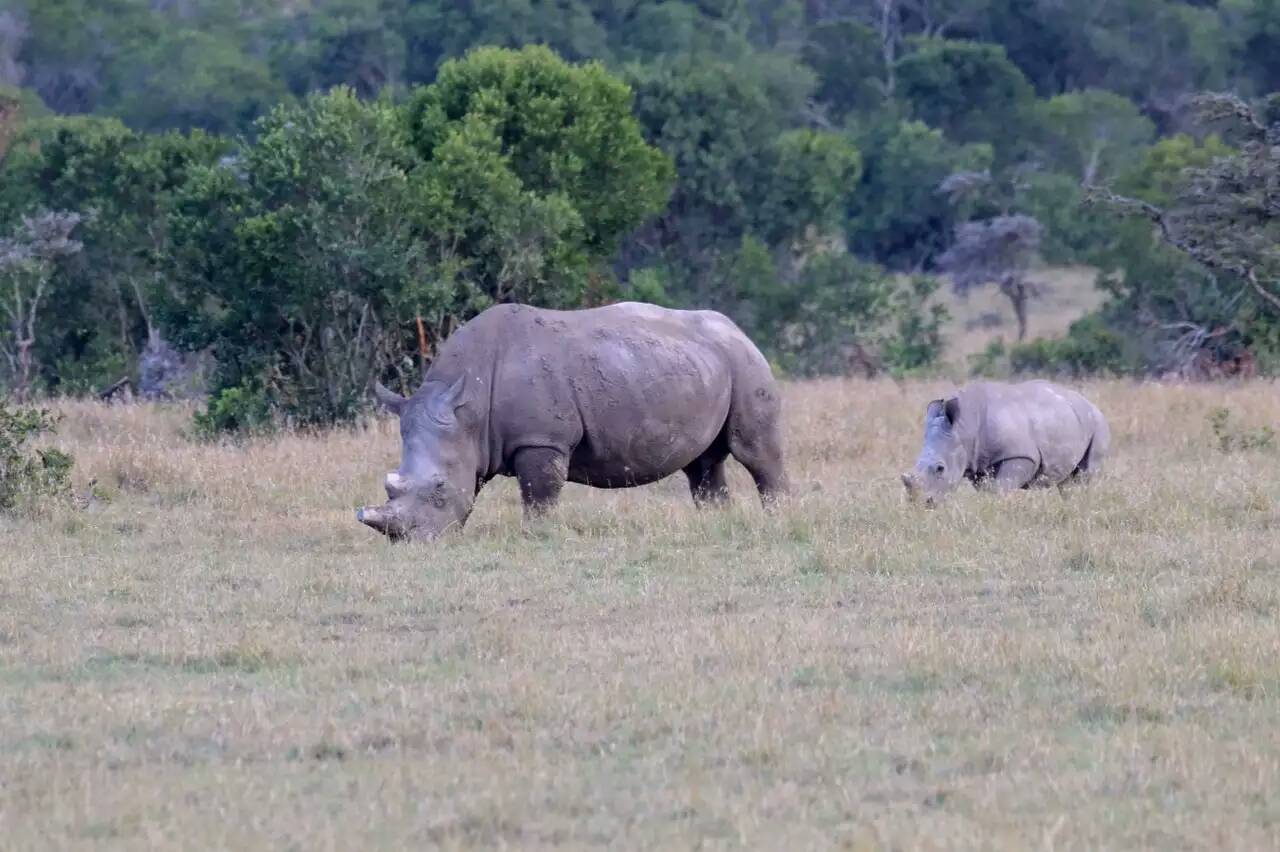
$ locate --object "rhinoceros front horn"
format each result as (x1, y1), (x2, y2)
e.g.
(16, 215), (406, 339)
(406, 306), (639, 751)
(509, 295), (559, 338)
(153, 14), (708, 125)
(357, 504), (390, 532)
(373, 382), (407, 415)
(901, 473), (919, 496)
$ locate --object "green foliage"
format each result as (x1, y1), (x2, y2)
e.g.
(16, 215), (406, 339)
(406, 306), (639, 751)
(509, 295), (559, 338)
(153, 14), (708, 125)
(1208, 407), (1275, 453)
(757, 129), (862, 245)
(193, 384), (273, 439)
(1032, 90), (1154, 184)
(1087, 95), (1280, 377)
(968, 338), (1010, 378)
(747, 252), (895, 376)
(1015, 172), (1112, 265)
(627, 52), (811, 245)
(881, 276), (950, 374)
(163, 51), (673, 430)
(7, 0), (1280, 390)
(164, 87), (427, 428)
(848, 118), (992, 268)
(895, 40), (1034, 160)
(803, 19), (885, 121)
(737, 246), (945, 377)
(1006, 315), (1135, 377)
(0, 401), (73, 510)
(1116, 133), (1233, 207)
(0, 116), (228, 393)
(406, 45), (673, 287)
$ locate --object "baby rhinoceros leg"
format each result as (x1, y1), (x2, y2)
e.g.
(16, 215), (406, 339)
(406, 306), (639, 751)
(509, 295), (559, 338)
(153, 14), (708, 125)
(512, 446), (568, 519)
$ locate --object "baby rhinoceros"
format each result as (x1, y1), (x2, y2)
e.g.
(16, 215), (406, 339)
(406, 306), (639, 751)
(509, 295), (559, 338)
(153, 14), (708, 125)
(901, 380), (1110, 506)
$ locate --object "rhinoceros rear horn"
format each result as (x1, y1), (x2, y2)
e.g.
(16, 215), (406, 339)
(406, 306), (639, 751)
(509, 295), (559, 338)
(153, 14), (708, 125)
(373, 382), (407, 415)
(901, 472), (919, 495)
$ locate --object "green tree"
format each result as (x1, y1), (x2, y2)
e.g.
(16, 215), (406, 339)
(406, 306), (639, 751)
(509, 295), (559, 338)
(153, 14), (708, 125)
(0, 210), (83, 400)
(1231, 0), (1280, 95)
(894, 39), (1033, 159)
(1068, 95), (1274, 377)
(167, 49), (674, 429)
(164, 88), (427, 427)
(0, 116), (227, 391)
(803, 19), (885, 121)
(1032, 90), (1154, 184)
(848, 118), (992, 267)
(406, 44), (673, 301)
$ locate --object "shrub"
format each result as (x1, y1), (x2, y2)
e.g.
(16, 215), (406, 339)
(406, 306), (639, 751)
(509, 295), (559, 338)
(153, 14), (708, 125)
(1007, 315), (1133, 377)
(0, 401), (74, 510)
(1208, 408), (1275, 454)
(193, 384), (272, 439)
(968, 338), (1010, 378)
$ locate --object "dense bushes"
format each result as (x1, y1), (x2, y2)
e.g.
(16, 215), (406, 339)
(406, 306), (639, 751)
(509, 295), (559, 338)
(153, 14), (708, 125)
(3, 1), (1280, 423)
(0, 400), (72, 510)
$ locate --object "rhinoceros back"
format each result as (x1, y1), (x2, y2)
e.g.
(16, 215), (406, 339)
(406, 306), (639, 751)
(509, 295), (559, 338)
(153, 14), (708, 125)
(443, 303), (777, 487)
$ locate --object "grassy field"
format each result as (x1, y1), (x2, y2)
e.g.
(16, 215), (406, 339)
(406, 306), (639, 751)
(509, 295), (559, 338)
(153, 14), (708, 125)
(3, 378), (1280, 849)
(936, 265), (1106, 368)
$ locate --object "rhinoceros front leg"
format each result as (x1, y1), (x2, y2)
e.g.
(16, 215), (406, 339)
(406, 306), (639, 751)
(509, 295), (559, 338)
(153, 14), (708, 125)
(992, 457), (1038, 492)
(512, 446), (567, 519)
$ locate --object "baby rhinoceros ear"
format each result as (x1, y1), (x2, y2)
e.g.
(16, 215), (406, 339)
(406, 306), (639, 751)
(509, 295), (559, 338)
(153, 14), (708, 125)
(943, 396), (961, 425)
(925, 395), (961, 426)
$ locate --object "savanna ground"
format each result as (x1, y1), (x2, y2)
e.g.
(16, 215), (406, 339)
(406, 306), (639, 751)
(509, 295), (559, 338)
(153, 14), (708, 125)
(3, 377), (1280, 850)
(3, 274), (1280, 850)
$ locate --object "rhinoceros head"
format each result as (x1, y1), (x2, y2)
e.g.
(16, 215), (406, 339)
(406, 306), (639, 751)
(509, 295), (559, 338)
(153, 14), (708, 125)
(357, 376), (479, 542)
(902, 396), (967, 507)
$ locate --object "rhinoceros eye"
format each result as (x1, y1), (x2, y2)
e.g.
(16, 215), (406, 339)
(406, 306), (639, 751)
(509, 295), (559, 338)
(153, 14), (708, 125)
(933, 463), (945, 475)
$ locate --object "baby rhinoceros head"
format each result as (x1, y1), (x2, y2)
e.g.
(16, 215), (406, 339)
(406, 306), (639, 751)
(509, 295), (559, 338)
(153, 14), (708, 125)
(901, 396), (968, 508)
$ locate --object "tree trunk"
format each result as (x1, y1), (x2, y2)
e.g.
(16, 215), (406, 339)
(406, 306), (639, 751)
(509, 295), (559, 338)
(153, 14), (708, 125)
(1003, 278), (1029, 341)
(14, 336), (32, 402)
(879, 0), (897, 96)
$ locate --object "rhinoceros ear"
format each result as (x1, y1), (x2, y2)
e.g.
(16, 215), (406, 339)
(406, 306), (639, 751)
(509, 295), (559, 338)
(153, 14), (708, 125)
(926, 399), (946, 422)
(373, 382), (407, 416)
(943, 396), (961, 425)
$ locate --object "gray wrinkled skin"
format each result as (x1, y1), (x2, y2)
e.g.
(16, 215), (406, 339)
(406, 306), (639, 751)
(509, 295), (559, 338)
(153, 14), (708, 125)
(358, 302), (790, 541)
(901, 380), (1110, 506)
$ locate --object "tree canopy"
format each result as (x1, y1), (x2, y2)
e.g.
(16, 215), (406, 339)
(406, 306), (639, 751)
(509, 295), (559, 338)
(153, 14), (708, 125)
(4, 0), (1280, 416)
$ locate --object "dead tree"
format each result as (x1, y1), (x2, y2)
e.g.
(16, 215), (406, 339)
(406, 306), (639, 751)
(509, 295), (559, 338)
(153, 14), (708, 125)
(936, 214), (1043, 341)
(0, 212), (84, 401)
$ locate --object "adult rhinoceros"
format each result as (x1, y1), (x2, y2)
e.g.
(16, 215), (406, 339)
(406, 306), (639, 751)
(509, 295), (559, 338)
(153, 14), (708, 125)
(358, 302), (790, 540)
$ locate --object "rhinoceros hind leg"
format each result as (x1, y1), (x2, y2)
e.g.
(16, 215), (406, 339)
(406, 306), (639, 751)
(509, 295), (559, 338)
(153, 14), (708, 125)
(513, 446), (567, 518)
(684, 451), (730, 507)
(1069, 433), (1105, 483)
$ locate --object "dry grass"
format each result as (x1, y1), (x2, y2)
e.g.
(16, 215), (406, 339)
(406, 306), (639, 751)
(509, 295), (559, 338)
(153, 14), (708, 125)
(938, 266), (1107, 368)
(3, 379), (1280, 849)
